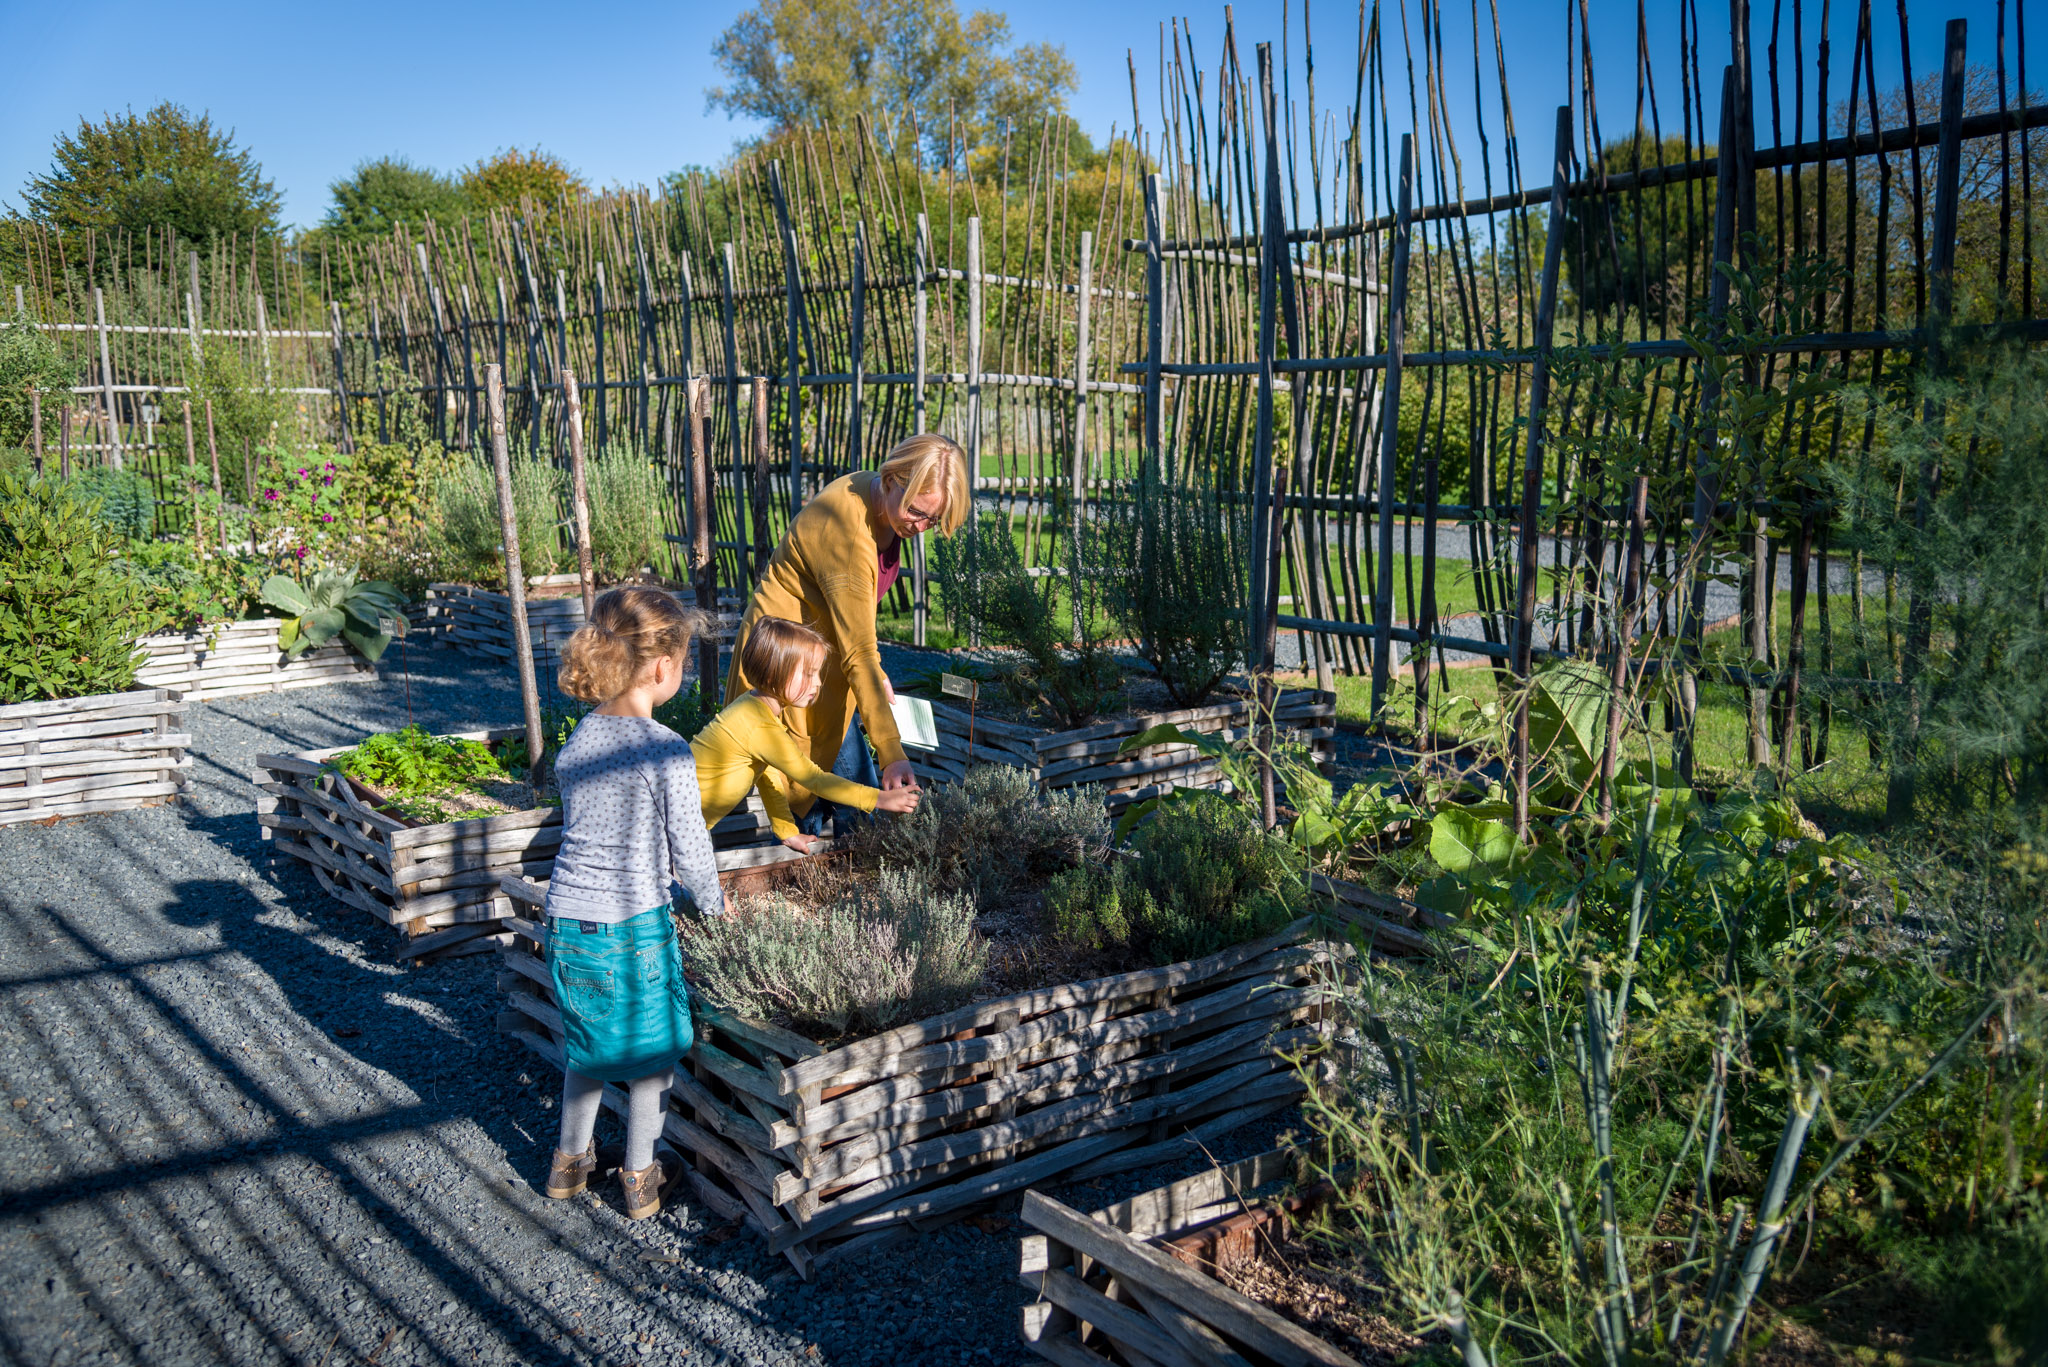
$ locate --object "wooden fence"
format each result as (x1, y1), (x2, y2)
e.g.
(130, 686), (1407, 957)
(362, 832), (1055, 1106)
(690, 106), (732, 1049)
(7, 0), (2044, 791)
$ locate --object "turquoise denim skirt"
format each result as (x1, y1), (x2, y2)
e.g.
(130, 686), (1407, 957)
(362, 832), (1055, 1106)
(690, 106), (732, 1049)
(547, 905), (694, 1082)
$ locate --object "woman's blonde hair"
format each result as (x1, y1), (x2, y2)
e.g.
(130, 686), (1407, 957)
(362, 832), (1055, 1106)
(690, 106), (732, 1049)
(558, 586), (710, 703)
(876, 433), (970, 536)
(739, 616), (830, 706)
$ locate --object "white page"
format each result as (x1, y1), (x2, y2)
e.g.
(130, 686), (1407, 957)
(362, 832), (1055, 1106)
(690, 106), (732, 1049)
(891, 695), (939, 750)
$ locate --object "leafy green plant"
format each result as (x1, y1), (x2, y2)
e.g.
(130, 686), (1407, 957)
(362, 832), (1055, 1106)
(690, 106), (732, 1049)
(0, 471), (149, 702)
(65, 466), (156, 542)
(1049, 792), (1301, 962)
(331, 724), (511, 819)
(684, 870), (985, 1038)
(117, 541), (266, 634)
(932, 511), (1122, 728)
(1094, 464), (1248, 705)
(0, 311), (78, 451)
(428, 452), (564, 586)
(849, 762), (1108, 903)
(259, 568), (405, 661)
(586, 445), (662, 582)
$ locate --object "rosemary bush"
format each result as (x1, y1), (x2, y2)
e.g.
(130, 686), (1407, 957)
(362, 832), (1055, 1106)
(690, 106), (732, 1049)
(1094, 464), (1248, 706)
(428, 452), (565, 585)
(684, 870), (984, 1037)
(586, 445), (662, 583)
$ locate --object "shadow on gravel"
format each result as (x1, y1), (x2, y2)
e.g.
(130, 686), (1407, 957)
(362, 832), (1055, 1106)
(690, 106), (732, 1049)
(0, 841), (807, 1366)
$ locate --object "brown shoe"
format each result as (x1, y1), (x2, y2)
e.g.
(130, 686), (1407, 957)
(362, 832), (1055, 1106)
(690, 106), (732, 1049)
(545, 1141), (597, 1199)
(620, 1153), (681, 1221)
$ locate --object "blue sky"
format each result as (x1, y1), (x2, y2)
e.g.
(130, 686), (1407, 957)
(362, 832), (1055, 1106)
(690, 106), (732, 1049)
(0, 0), (2015, 232)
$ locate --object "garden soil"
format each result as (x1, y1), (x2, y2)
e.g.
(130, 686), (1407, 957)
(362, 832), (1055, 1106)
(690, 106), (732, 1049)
(0, 643), (1299, 1367)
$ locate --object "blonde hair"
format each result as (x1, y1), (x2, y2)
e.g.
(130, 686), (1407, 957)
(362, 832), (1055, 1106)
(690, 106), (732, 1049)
(558, 586), (710, 703)
(740, 616), (830, 706)
(876, 433), (970, 536)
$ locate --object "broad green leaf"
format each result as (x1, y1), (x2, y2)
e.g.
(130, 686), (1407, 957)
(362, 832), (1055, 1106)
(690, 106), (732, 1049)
(1111, 795), (1164, 842)
(1414, 875), (1473, 917)
(259, 575), (312, 615)
(1429, 805), (1520, 876)
(1527, 659), (1611, 772)
(1117, 724), (1226, 759)
(302, 607), (347, 646)
(276, 617), (300, 652)
(339, 625), (394, 663)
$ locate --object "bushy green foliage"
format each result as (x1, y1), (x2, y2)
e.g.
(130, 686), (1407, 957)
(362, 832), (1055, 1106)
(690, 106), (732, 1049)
(586, 446), (662, 582)
(332, 725), (512, 821)
(189, 340), (290, 487)
(21, 102), (281, 242)
(65, 466), (155, 541)
(428, 453), (565, 585)
(685, 871), (985, 1038)
(117, 542), (266, 634)
(0, 312), (77, 451)
(1094, 465), (1247, 706)
(0, 472), (148, 702)
(851, 762), (1108, 902)
(933, 511), (1121, 728)
(1050, 793), (1301, 961)
(320, 158), (470, 242)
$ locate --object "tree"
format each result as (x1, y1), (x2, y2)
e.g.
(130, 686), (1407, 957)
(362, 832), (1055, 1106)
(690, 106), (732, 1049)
(321, 157), (470, 242)
(0, 312), (78, 451)
(1561, 131), (1716, 327)
(707, 0), (1077, 166)
(20, 103), (281, 243)
(460, 148), (587, 211)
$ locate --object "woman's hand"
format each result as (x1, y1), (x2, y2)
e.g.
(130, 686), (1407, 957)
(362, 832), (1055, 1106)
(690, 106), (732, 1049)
(881, 673), (897, 704)
(875, 784), (922, 815)
(781, 833), (818, 855)
(881, 759), (918, 790)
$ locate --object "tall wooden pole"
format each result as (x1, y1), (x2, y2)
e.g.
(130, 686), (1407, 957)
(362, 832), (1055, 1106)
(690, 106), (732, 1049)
(1511, 107), (1574, 842)
(564, 369), (597, 618)
(93, 287), (122, 469)
(593, 263), (609, 456)
(1598, 475), (1651, 827)
(28, 388), (40, 475)
(182, 400), (199, 553)
(768, 162), (806, 517)
(750, 378), (772, 581)
(1252, 44), (1291, 831)
(486, 363), (547, 791)
(1370, 137), (1416, 721)
(965, 216), (984, 498)
(1142, 174), (1165, 477)
(849, 222), (867, 471)
(687, 379), (722, 693)
(60, 405), (71, 479)
(1071, 229), (1094, 643)
(912, 214), (931, 646)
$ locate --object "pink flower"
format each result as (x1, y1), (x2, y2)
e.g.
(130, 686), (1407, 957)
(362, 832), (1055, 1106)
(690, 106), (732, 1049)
(321, 513), (335, 523)
(323, 462), (336, 472)
(294, 547), (308, 560)
(322, 474), (334, 485)
(264, 489), (280, 501)
(296, 468), (308, 478)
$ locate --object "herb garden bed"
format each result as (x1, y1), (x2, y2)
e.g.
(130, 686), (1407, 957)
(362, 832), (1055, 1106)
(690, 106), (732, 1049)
(0, 687), (189, 827)
(1018, 1146), (1366, 1367)
(905, 690), (1337, 811)
(134, 618), (376, 702)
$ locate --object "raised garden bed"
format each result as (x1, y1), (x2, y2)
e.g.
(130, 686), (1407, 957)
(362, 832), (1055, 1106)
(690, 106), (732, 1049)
(496, 890), (1352, 1278)
(134, 618), (376, 702)
(425, 575), (742, 671)
(904, 689), (1338, 812)
(254, 727), (835, 964)
(1018, 1146), (1366, 1367)
(1, 687), (189, 827)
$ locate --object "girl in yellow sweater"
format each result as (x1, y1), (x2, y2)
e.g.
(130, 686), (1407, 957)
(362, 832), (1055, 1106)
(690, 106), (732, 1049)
(693, 617), (921, 853)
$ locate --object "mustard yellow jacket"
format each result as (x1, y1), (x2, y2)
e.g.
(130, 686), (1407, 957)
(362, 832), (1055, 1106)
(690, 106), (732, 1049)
(692, 695), (879, 841)
(723, 471), (905, 818)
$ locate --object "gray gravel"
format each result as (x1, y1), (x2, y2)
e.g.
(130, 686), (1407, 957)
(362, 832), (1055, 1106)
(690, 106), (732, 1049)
(0, 644), (1300, 1367)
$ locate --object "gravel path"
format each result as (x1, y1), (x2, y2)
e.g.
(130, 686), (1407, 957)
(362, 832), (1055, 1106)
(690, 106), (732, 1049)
(0, 646), (1298, 1367)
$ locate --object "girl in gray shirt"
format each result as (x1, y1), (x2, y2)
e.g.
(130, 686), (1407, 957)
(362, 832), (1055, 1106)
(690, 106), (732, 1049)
(542, 587), (722, 1221)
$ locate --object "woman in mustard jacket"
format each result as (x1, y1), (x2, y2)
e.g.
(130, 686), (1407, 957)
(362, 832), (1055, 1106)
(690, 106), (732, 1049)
(723, 433), (970, 838)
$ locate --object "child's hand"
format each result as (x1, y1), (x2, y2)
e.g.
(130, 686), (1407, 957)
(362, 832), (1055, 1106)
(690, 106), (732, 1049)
(781, 833), (818, 855)
(875, 784), (922, 815)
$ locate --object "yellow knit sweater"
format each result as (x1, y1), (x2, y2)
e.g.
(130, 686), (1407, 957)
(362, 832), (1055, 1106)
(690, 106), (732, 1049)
(691, 695), (880, 841)
(723, 471), (905, 818)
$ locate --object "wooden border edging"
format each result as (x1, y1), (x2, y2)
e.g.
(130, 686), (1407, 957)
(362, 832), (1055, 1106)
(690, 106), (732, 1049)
(497, 908), (1355, 1276)
(1019, 1147), (1365, 1367)
(0, 687), (187, 826)
(134, 618), (375, 702)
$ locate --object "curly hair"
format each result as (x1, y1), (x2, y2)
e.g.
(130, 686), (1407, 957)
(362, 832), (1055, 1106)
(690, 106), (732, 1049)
(557, 586), (710, 703)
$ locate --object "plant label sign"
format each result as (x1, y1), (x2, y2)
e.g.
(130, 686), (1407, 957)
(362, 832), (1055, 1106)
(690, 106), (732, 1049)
(940, 672), (979, 702)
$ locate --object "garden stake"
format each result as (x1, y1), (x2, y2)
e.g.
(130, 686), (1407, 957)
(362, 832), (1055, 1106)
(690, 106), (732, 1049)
(182, 400), (199, 556)
(563, 368), (596, 617)
(28, 387), (41, 474)
(484, 362), (547, 795)
(60, 405), (70, 479)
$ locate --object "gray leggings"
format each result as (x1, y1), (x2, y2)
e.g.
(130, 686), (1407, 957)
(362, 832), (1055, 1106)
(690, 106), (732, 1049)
(559, 1068), (672, 1172)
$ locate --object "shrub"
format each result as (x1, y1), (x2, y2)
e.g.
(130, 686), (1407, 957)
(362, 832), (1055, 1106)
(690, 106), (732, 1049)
(116, 541), (266, 634)
(685, 870), (985, 1037)
(586, 445), (662, 582)
(932, 511), (1122, 728)
(0, 472), (149, 702)
(0, 311), (77, 451)
(1049, 793), (1301, 961)
(1095, 464), (1248, 705)
(851, 762), (1109, 902)
(65, 466), (156, 541)
(428, 453), (564, 585)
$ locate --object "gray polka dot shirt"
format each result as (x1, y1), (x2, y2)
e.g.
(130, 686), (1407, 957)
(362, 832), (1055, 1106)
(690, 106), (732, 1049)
(544, 714), (724, 924)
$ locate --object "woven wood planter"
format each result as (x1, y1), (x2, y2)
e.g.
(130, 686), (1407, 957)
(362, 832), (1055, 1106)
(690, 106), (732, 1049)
(496, 903), (1351, 1278)
(424, 576), (590, 670)
(904, 690), (1337, 813)
(134, 618), (376, 702)
(255, 728), (836, 963)
(1018, 1146), (1361, 1367)
(0, 687), (189, 827)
